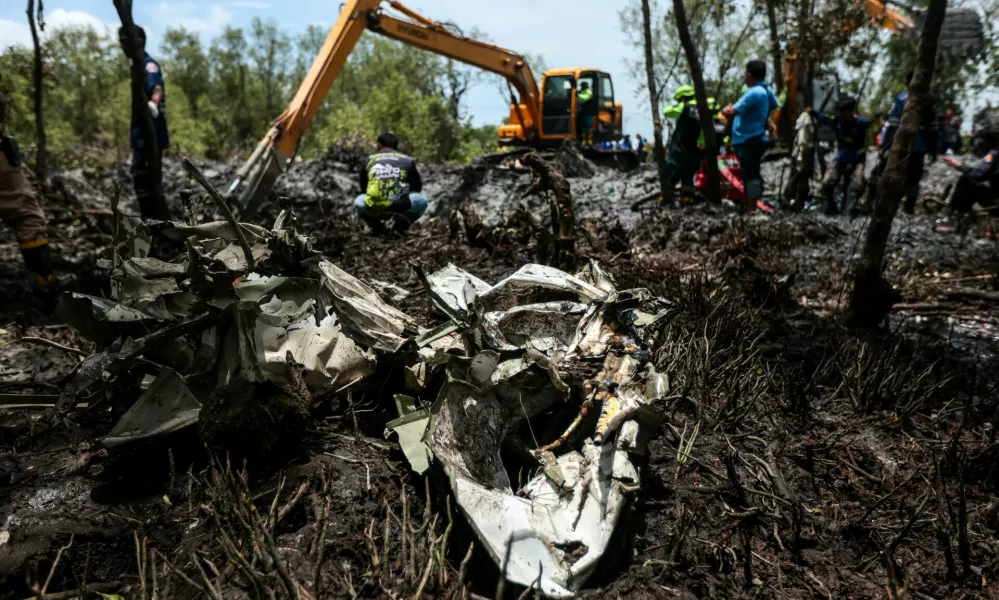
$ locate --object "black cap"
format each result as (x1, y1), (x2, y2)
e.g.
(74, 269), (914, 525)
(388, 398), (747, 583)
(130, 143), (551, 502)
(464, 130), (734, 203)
(377, 132), (399, 149)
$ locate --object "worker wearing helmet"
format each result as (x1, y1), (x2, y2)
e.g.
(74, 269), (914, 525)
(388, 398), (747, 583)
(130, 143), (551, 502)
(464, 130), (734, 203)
(663, 85), (704, 189)
(355, 132), (428, 234)
(0, 91), (57, 301)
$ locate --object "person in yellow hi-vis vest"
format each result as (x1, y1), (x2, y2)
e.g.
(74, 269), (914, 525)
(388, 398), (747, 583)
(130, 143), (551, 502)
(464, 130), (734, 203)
(663, 85), (706, 189)
(354, 132), (429, 234)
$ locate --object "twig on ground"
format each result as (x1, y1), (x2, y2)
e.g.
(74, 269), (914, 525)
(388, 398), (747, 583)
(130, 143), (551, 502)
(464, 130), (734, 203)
(39, 535), (75, 597)
(21, 337), (88, 357)
(182, 158), (255, 270)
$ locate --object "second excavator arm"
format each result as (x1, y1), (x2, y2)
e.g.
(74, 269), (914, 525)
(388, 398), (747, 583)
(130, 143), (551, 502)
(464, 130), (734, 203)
(228, 0), (541, 217)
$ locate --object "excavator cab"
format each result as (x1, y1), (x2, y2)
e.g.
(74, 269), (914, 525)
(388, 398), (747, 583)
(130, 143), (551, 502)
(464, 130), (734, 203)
(528, 69), (623, 146)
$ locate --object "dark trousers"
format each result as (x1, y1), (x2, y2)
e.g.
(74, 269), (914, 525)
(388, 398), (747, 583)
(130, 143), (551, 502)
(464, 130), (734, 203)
(131, 148), (167, 220)
(821, 161), (860, 214)
(784, 151), (814, 211)
(950, 173), (997, 214)
(901, 151), (925, 214)
(734, 135), (765, 204)
(668, 151), (700, 188)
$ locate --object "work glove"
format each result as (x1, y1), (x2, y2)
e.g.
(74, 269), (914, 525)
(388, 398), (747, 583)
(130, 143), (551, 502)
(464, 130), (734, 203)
(148, 100), (159, 119)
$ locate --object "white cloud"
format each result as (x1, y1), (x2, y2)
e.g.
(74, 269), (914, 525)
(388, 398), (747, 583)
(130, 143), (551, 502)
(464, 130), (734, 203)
(0, 10), (112, 50)
(0, 19), (31, 49)
(225, 1), (272, 9)
(46, 9), (110, 33)
(147, 3), (232, 34)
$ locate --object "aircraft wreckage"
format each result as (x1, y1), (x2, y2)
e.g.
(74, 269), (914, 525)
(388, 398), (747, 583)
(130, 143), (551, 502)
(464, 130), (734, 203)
(47, 159), (674, 598)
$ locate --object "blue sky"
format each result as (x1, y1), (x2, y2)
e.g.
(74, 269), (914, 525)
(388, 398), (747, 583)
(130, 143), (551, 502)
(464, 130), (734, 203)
(1, 0), (658, 137)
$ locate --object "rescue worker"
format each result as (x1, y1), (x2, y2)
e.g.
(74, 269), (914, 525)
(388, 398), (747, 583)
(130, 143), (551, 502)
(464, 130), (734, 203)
(722, 60), (780, 211)
(664, 85), (703, 190)
(784, 106), (816, 211)
(354, 132), (428, 234)
(635, 134), (648, 163)
(817, 97), (872, 215)
(941, 113), (963, 154)
(119, 25), (169, 221)
(942, 129), (998, 216)
(577, 81), (595, 146)
(878, 69), (939, 214)
(0, 92), (57, 298)
(619, 134), (633, 151)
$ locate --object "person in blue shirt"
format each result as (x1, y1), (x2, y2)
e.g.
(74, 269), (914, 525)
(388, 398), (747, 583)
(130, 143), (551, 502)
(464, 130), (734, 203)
(816, 97), (872, 215)
(722, 60), (780, 210)
(619, 134), (633, 150)
(878, 69), (939, 214)
(119, 25), (169, 220)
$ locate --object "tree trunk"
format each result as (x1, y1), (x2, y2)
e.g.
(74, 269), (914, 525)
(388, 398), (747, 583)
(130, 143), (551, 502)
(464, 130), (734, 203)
(113, 0), (167, 220)
(766, 0), (783, 95)
(26, 0), (46, 180)
(672, 0), (721, 203)
(642, 0), (673, 205)
(843, 0), (946, 328)
(766, 0), (791, 145)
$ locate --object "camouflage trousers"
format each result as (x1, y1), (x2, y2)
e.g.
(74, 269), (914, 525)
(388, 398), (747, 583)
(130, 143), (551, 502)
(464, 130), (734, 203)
(0, 150), (47, 247)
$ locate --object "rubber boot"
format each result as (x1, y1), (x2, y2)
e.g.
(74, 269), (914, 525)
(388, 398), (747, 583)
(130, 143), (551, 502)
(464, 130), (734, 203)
(20, 241), (59, 312)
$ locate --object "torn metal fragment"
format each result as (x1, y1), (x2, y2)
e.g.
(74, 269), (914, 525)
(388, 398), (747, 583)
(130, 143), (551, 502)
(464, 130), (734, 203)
(425, 264), (490, 315)
(102, 369), (201, 448)
(317, 259), (416, 352)
(385, 395), (434, 473)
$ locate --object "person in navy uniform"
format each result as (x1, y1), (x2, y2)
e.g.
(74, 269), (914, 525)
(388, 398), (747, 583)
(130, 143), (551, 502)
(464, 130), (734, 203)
(815, 97), (872, 215)
(942, 129), (998, 216)
(119, 25), (169, 220)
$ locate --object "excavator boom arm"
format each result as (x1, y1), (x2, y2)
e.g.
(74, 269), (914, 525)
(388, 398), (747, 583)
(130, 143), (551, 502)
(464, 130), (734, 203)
(371, 13), (540, 126)
(230, 0), (541, 216)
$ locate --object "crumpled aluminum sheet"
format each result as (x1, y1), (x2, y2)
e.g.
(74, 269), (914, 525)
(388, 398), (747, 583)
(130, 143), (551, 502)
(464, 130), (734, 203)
(394, 263), (670, 597)
(425, 263), (490, 315)
(453, 442), (638, 597)
(480, 301), (587, 354)
(477, 264), (609, 312)
(254, 313), (375, 391)
(317, 259), (416, 352)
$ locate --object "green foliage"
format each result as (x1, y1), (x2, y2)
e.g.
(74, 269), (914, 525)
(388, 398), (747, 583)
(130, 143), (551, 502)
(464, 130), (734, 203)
(0, 22), (503, 169)
(618, 0), (769, 111)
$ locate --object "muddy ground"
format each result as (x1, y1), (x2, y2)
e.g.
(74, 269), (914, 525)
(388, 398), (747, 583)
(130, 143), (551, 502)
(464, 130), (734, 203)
(1, 148), (998, 599)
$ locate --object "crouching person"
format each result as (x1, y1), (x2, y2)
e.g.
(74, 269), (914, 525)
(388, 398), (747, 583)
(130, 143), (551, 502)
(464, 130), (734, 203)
(942, 130), (998, 218)
(354, 132), (428, 234)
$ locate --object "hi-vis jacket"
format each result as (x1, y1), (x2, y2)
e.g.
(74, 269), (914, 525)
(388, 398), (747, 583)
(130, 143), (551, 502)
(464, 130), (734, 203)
(359, 150), (423, 212)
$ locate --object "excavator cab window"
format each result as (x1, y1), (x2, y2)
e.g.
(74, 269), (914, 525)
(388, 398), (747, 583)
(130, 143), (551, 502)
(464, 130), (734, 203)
(598, 73), (615, 108)
(542, 75), (574, 135)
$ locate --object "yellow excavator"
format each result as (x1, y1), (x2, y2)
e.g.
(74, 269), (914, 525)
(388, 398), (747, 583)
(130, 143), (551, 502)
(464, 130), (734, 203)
(228, 0), (628, 216)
